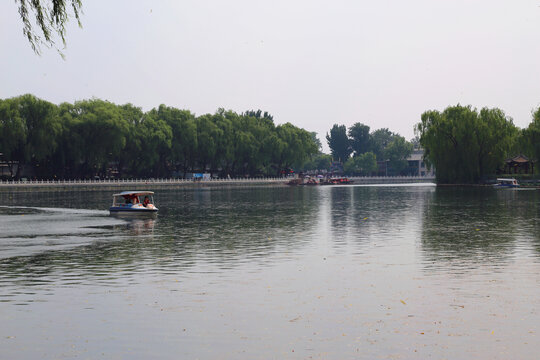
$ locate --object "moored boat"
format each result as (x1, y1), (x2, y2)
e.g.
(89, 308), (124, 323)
(109, 191), (158, 216)
(286, 178), (303, 186)
(494, 178), (519, 188)
(321, 177), (354, 185)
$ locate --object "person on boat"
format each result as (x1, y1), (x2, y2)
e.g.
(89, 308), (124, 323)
(143, 196), (150, 207)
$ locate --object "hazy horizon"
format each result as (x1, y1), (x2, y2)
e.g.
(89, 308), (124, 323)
(2, 0), (540, 151)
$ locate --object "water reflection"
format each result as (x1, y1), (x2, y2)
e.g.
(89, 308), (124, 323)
(113, 218), (156, 235)
(3, 185), (540, 359)
(3, 185), (540, 297)
(420, 187), (540, 271)
(323, 185), (434, 251)
(0, 187), (324, 303)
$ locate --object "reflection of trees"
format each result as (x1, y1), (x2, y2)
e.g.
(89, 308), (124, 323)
(0, 187), (320, 295)
(420, 187), (519, 269)
(157, 187), (321, 263)
(327, 186), (433, 247)
(499, 189), (540, 255)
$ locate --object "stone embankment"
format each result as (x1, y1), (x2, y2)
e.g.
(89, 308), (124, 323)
(349, 176), (435, 184)
(0, 176), (435, 190)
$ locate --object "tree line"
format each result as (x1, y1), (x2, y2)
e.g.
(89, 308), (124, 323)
(0, 94), (318, 179)
(324, 123), (414, 176)
(416, 104), (540, 184)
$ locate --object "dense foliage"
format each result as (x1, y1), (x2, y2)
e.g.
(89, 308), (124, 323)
(0, 95), (318, 179)
(415, 105), (518, 184)
(521, 107), (540, 163)
(325, 122), (413, 176)
(344, 152), (377, 176)
(325, 124), (351, 163)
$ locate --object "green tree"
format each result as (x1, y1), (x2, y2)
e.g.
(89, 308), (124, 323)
(153, 105), (197, 176)
(476, 108), (518, 176)
(0, 95), (325, 180)
(230, 114), (259, 176)
(196, 114), (222, 173)
(326, 124), (351, 163)
(136, 110), (173, 177)
(344, 152), (377, 176)
(52, 102), (85, 178)
(276, 123), (316, 176)
(416, 105), (517, 184)
(369, 128), (394, 160)
(0, 95), (61, 178)
(384, 136), (413, 175)
(243, 109), (274, 123)
(209, 110), (234, 176)
(69, 99), (130, 177)
(521, 107), (540, 167)
(309, 132), (322, 152)
(300, 153), (332, 172)
(233, 110), (277, 176)
(348, 123), (371, 156)
(114, 103), (144, 177)
(0, 98), (26, 178)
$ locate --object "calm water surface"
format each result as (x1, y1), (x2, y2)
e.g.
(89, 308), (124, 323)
(1, 185), (540, 359)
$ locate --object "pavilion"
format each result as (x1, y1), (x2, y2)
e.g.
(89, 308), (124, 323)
(504, 155), (535, 174)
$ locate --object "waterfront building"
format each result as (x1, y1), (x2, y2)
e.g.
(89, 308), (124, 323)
(407, 149), (435, 177)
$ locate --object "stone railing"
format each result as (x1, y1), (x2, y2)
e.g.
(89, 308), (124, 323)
(0, 177), (287, 187)
(0, 175), (436, 187)
(349, 175), (436, 184)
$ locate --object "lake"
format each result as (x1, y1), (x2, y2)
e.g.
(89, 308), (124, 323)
(1, 184), (540, 359)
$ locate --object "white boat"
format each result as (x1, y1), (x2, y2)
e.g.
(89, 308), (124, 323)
(109, 191), (158, 216)
(494, 178), (519, 188)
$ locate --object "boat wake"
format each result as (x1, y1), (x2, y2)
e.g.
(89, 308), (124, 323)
(0, 205), (109, 216)
(0, 205), (127, 260)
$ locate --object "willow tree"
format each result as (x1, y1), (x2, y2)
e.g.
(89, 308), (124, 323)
(0, 95), (61, 178)
(416, 105), (517, 184)
(521, 107), (540, 166)
(16, 0), (83, 55)
(0, 98), (27, 178)
(153, 105), (197, 177)
(68, 99), (130, 177)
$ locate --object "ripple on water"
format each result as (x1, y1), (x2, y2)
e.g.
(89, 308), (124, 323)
(1, 187), (540, 359)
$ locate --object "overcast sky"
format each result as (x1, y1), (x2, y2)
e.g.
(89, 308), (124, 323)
(1, 0), (540, 152)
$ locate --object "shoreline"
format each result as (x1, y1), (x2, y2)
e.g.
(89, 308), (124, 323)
(0, 178), (287, 192)
(0, 176), (436, 192)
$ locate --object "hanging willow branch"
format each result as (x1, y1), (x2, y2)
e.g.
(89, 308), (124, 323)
(16, 0), (83, 55)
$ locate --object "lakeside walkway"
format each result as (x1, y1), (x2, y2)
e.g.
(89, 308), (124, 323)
(0, 176), (436, 189)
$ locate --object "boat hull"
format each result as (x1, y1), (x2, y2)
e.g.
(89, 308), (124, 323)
(109, 207), (158, 218)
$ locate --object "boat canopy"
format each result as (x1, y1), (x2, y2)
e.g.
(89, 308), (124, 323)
(113, 191), (154, 197)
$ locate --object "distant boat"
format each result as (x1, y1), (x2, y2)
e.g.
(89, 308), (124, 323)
(321, 177), (354, 185)
(286, 176), (354, 186)
(494, 178), (519, 188)
(286, 178), (303, 186)
(286, 176), (319, 186)
(109, 191), (158, 216)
